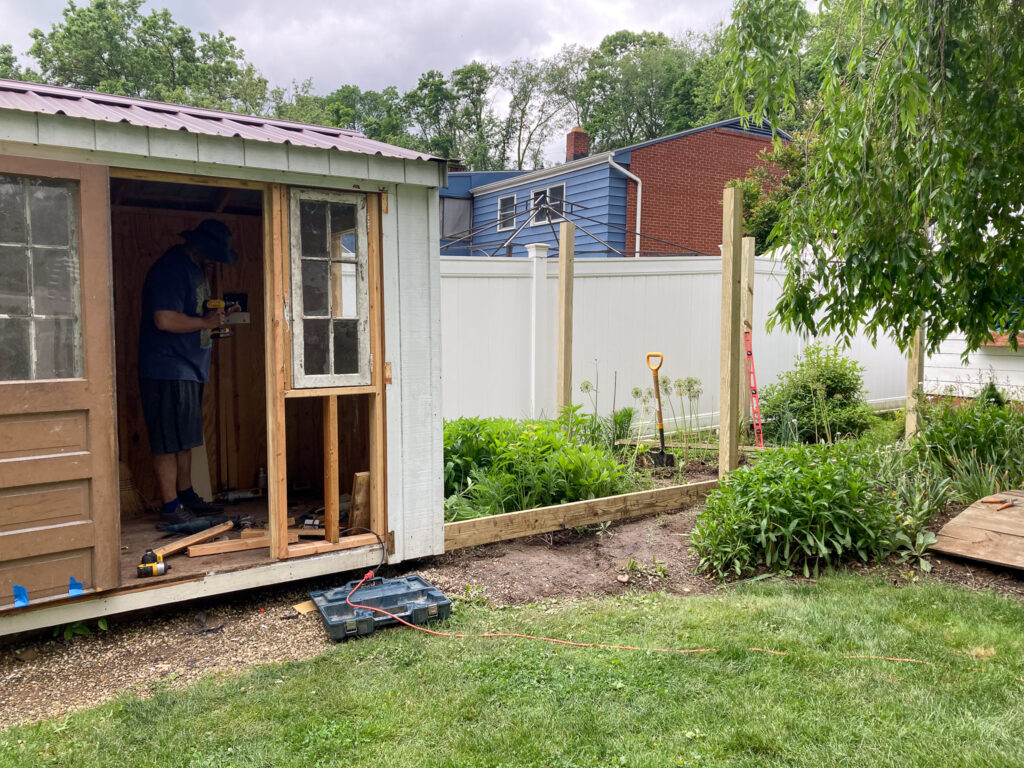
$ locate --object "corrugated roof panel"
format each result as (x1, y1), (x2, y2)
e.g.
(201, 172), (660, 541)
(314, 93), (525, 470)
(0, 78), (441, 163)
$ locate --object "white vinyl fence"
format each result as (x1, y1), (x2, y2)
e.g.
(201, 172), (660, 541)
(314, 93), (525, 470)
(440, 254), (908, 427)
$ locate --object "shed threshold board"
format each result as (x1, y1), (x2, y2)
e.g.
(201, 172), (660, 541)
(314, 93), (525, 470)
(0, 544), (382, 637)
(930, 489), (1024, 571)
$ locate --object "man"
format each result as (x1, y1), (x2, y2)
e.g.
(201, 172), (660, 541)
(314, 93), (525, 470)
(139, 219), (239, 525)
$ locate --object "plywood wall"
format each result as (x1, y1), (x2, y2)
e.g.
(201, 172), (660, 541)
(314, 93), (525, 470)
(111, 208), (266, 506)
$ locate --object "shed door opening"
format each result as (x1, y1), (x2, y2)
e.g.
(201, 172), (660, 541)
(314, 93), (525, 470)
(110, 175), (276, 583)
(0, 157), (118, 609)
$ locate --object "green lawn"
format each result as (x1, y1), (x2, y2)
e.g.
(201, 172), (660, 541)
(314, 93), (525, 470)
(3, 576), (1023, 768)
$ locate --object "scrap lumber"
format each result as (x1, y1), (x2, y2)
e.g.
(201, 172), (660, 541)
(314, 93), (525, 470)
(931, 490), (1024, 570)
(348, 471), (371, 532)
(284, 532), (379, 559)
(155, 521), (234, 559)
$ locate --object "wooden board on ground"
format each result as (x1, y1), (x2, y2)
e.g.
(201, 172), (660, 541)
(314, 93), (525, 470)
(444, 481), (718, 551)
(154, 521), (235, 559)
(931, 490), (1024, 570)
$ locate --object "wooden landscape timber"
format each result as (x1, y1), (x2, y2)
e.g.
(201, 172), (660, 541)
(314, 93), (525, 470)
(443, 481), (718, 551)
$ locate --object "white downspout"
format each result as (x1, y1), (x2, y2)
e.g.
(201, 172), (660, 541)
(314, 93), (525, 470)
(608, 157), (641, 257)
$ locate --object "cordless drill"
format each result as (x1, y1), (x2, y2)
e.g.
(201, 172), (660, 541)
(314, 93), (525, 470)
(205, 299), (237, 339)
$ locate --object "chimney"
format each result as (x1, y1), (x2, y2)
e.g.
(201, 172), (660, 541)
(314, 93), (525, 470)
(566, 126), (589, 162)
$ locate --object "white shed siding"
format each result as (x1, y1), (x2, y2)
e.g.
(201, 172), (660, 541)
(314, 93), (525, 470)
(925, 336), (1024, 399)
(384, 184), (445, 562)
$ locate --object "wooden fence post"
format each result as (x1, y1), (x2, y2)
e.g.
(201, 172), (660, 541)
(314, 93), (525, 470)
(719, 187), (743, 476)
(557, 222), (575, 412)
(525, 242), (550, 419)
(740, 236), (756, 418)
(905, 326), (924, 437)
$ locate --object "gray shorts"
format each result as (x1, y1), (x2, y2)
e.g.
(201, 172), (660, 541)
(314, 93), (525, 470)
(140, 378), (205, 455)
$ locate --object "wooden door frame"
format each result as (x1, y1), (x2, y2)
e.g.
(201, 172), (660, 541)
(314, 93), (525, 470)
(0, 155), (119, 594)
(264, 184), (388, 560)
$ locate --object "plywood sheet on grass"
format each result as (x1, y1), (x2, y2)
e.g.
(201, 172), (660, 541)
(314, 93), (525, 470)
(931, 490), (1024, 570)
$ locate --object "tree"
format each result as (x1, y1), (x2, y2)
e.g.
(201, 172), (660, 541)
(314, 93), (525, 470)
(0, 44), (27, 80)
(495, 58), (564, 170)
(583, 31), (693, 151)
(724, 0), (1024, 353)
(25, 0), (267, 112)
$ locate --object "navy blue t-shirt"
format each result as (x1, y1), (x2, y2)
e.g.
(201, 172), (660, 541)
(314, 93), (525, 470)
(138, 245), (212, 382)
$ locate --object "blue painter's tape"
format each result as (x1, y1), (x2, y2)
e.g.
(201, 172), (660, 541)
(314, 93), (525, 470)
(13, 585), (29, 608)
(69, 577), (83, 597)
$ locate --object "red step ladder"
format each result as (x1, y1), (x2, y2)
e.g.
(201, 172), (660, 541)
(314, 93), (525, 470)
(743, 329), (765, 448)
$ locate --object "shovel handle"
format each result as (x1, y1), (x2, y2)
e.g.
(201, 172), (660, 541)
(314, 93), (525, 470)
(646, 353), (663, 373)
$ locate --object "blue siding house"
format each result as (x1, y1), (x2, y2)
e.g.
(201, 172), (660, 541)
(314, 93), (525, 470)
(439, 119), (782, 259)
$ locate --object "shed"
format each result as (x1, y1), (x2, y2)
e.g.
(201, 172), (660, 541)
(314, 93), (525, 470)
(0, 79), (447, 635)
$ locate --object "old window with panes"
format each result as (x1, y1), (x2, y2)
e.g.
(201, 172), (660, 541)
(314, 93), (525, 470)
(289, 189), (370, 387)
(0, 175), (81, 381)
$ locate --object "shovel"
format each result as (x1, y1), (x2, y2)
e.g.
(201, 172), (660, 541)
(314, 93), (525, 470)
(646, 353), (676, 467)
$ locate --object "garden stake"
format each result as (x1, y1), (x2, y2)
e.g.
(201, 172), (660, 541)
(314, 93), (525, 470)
(646, 353), (675, 467)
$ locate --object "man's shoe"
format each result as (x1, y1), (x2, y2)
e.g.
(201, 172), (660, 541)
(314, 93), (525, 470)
(181, 497), (224, 515)
(158, 506), (198, 527)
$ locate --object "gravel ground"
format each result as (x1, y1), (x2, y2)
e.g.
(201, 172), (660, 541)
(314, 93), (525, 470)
(2, 502), (1021, 730)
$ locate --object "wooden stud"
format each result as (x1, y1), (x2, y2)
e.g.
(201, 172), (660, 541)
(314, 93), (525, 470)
(349, 471), (371, 532)
(264, 184), (290, 559)
(366, 193), (388, 544)
(187, 535), (274, 557)
(108, 167), (269, 190)
(556, 221), (575, 411)
(905, 326), (925, 437)
(240, 528), (300, 541)
(154, 520), (235, 559)
(283, 385), (377, 399)
(719, 187), (743, 476)
(323, 395), (340, 543)
(444, 482), (717, 551)
(284, 532), (379, 558)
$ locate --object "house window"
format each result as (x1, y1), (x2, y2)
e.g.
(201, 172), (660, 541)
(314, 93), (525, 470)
(289, 189), (370, 388)
(497, 194), (516, 231)
(530, 184), (565, 226)
(0, 175), (82, 381)
(441, 197), (471, 240)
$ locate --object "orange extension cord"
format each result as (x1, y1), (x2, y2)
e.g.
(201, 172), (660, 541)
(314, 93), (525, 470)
(343, 572), (949, 667)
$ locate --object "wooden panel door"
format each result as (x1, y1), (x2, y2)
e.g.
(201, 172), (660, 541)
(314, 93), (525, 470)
(0, 157), (119, 609)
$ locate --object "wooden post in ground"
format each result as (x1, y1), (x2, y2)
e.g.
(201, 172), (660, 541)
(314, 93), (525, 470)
(719, 187), (743, 476)
(905, 326), (925, 437)
(525, 242), (550, 419)
(740, 236), (756, 418)
(556, 221), (575, 412)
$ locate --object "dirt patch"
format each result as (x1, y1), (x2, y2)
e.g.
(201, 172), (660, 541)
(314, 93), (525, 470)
(2, 502), (1022, 730)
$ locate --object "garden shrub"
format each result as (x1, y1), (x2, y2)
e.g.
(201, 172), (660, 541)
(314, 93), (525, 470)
(692, 440), (949, 577)
(920, 393), (1024, 502)
(443, 415), (633, 521)
(760, 343), (875, 444)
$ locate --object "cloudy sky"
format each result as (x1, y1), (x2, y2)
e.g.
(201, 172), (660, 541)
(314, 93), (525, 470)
(1, 0), (739, 93)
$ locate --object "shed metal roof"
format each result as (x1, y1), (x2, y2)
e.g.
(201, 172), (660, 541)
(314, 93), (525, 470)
(0, 78), (440, 163)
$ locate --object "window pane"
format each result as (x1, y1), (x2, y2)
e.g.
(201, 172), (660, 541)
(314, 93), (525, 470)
(299, 200), (328, 258)
(34, 317), (78, 379)
(28, 181), (71, 247)
(0, 318), (30, 380)
(0, 177), (26, 244)
(303, 318), (329, 375)
(532, 190), (547, 223)
(301, 259), (328, 316)
(0, 245), (30, 315)
(330, 203), (356, 239)
(548, 185), (565, 219)
(333, 319), (359, 375)
(498, 197), (515, 230)
(32, 248), (76, 316)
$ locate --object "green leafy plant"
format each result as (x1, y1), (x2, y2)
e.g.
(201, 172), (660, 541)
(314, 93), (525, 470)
(443, 415), (635, 521)
(692, 440), (948, 578)
(760, 343), (875, 444)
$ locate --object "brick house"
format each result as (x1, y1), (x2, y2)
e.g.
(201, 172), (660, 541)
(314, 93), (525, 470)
(440, 118), (784, 258)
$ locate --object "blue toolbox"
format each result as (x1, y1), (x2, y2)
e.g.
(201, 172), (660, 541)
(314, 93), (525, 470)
(310, 574), (452, 641)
